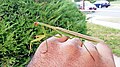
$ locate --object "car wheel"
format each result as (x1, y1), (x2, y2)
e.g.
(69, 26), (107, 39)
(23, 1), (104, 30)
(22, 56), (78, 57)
(92, 11), (95, 13)
(106, 6), (108, 8)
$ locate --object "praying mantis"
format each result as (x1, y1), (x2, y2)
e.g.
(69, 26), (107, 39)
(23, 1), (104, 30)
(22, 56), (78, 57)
(30, 22), (105, 61)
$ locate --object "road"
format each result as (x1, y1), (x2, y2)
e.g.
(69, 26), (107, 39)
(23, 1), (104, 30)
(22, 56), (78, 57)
(114, 55), (120, 67)
(92, 6), (120, 18)
(87, 5), (120, 29)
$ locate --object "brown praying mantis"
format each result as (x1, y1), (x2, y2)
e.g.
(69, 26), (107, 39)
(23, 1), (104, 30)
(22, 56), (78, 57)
(30, 22), (105, 61)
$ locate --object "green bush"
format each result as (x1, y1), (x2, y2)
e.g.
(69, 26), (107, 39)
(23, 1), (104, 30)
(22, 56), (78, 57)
(0, 0), (86, 66)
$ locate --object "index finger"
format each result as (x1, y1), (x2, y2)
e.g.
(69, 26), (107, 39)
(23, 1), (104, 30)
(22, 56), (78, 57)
(47, 34), (69, 43)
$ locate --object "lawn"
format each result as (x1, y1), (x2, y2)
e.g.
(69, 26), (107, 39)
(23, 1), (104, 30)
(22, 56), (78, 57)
(87, 23), (120, 56)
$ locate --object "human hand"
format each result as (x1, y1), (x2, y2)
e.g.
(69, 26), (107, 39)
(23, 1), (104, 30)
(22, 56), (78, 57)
(27, 35), (115, 67)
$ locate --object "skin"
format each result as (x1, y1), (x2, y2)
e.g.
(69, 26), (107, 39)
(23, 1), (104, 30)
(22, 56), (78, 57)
(27, 35), (116, 67)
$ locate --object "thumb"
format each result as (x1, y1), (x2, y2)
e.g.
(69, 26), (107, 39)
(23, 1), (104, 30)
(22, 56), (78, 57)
(96, 43), (116, 67)
(96, 43), (113, 58)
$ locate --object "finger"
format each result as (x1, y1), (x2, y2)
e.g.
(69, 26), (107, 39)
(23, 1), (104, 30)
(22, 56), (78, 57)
(37, 35), (69, 53)
(83, 41), (100, 61)
(60, 38), (82, 55)
(96, 43), (116, 67)
(47, 34), (69, 43)
(64, 38), (83, 47)
(54, 34), (69, 42)
(96, 43), (113, 59)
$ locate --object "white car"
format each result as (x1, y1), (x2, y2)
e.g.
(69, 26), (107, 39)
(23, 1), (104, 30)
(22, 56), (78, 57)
(76, 1), (97, 11)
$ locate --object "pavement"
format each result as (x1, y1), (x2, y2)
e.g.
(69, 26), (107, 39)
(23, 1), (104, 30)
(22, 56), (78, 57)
(87, 16), (120, 30)
(114, 55), (120, 67)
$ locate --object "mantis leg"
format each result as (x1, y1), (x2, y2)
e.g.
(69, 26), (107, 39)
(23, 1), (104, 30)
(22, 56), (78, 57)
(30, 35), (45, 50)
(30, 26), (47, 50)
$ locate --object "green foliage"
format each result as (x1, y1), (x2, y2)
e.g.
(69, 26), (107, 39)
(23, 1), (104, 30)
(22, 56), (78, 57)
(89, 0), (96, 3)
(74, 0), (81, 2)
(0, 0), (86, 66)
(108, 0), (116, 1)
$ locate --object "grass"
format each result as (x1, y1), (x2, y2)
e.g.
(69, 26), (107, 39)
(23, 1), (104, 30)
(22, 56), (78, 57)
(87, 23), (120, 56)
